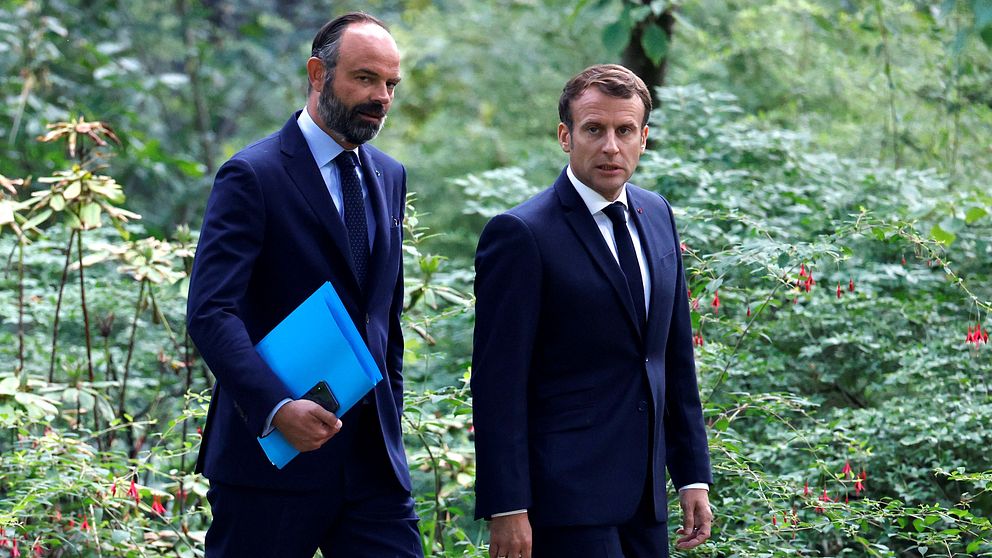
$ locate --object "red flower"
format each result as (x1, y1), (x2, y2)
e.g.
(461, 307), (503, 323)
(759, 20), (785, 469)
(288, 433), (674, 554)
(711, 291), (720, 313)
(803, 481), (809, 496)
(848, 278), (855, 292)
(799, 264), (807, 278)
(746, 306), (751, 318)
(68, 518), (75, 528)
(81, 517), (89, 531)
(820, 488), (831, 502)
(11, 539), (20, 558)
(855, 479), (864, 495)
(129, 478), (140, 503)
(901, 256), (906, 265)
(110, 483), (116, 497)
(691, 297), (700, 311)
(841, 461), (852, 478)
(772, 514), (777, 526)
(680, 242), (687, 253)
(860, 469), (867, 480)
(967, 326), (975, 343)
(33, 543), (43, 557)
(836, 284), (842, 298)
(152, 495), (167, 516)
(693, 332), (705, 347)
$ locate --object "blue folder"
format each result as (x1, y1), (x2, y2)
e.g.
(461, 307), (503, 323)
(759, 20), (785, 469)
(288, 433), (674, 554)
(254, 281), (382, 469)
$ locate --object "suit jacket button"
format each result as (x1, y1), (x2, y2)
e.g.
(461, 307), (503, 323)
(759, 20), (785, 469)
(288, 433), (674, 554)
(638, 400), (648, 412)
(365, 314), (370, 324)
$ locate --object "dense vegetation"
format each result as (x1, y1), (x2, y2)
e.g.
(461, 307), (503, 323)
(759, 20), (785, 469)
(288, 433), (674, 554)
(1, 1), (991, 556)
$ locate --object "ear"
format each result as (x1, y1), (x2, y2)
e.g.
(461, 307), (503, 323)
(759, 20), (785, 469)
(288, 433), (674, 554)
(640, 125), (649, 152)
(307, 57), (326, 93)
(557, 122), (571, 153)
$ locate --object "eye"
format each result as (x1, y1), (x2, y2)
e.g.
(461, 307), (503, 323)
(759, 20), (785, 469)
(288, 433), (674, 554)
(618, 126), (631, 135)
(586, 126), (600, 134)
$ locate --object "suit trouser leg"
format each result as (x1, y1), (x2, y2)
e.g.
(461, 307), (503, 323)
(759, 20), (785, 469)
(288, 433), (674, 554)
(204, 403), (421, 558)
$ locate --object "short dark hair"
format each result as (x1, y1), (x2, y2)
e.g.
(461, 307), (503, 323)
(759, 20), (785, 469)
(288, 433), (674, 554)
(558, 64), (652, 130)
(308, 12), (389, 93)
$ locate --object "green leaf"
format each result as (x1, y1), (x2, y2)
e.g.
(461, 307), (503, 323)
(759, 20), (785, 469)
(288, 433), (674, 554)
(640, 22), (669, 65)
(967, 540), (982, 553)
(930, 223), (956, 245)
(982, 25), (992, 47)
(602, 19), (631, 53)
(965, 206), (987, 224)
(80, 202), (102, 229)
(49, 193), (65, 211)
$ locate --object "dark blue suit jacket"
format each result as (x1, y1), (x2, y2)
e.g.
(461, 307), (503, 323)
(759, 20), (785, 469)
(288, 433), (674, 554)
(472, 169), (712, 527)
(187, 113), (410, 491)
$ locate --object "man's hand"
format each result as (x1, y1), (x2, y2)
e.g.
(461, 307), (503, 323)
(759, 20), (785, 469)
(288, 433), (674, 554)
(675, 488), (712, 550)
(489, 512), (532, 558)
(271, 399), (342, 452)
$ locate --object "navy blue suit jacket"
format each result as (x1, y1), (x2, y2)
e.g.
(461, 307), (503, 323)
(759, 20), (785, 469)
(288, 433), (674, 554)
(187, 113), (410, 491)
(471, 170), (712, 527)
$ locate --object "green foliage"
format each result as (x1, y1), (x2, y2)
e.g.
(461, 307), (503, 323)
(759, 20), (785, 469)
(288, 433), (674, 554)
(2, 0), (992, 556)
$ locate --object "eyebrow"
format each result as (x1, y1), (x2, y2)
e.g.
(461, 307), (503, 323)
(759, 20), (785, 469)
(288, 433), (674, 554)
(353, 67), (402, 84)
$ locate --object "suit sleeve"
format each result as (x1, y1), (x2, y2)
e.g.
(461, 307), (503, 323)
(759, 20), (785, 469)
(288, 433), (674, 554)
(386, 166), (408, 418)
(186, 158), (293, 436)
(471, 213), (542, 519)
(661, 198), (713, 488)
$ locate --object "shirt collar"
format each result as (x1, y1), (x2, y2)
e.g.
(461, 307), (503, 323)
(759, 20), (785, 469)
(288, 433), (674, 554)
(297, 108), (360, 168)
(566, 165), (629, 217)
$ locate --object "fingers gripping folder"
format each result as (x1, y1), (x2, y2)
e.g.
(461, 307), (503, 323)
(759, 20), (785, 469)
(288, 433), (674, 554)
(253, 281), (383, 469)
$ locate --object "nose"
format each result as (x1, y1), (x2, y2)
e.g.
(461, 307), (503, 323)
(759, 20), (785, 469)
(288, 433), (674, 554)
(602, 131), (620, 154)
(371, 82), (391, 108)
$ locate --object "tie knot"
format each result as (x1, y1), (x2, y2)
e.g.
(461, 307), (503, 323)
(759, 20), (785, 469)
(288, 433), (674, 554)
(334, 150), (359, 171)
(602, 201), (627, 226)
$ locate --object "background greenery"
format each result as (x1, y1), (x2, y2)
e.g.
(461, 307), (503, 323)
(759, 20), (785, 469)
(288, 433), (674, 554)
(2, 0), (991, 556)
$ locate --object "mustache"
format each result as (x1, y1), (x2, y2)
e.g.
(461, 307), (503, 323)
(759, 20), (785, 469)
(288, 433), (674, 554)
(352, 102), (386, 118)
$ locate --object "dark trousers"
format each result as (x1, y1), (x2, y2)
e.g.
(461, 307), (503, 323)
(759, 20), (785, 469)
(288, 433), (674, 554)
(204, 403), (422, 558)
(531, 486), (668, 558)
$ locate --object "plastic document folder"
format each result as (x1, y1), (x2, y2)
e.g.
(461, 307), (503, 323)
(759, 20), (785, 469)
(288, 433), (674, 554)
(254, 281), (382, 469)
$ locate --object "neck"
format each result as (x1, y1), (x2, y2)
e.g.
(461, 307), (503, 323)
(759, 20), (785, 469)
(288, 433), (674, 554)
(305, 103), (359, 151)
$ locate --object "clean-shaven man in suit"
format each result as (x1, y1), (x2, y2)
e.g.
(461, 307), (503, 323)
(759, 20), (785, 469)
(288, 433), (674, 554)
(186, 12), (422, 558)
(471, 64), (713, 558)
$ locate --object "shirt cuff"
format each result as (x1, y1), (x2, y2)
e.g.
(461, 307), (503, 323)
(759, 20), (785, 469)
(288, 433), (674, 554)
(261, 398), (293, 437)
(678, 483), (709, 492)
(491, 509), (527, 518)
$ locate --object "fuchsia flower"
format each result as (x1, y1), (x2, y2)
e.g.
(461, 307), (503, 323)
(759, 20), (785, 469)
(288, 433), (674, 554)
(711, 291), (720, 314)
(848, 279), (855, 292)
(836, 284), (843, 298)
(11, 538), (20, 558)
(152, 495), (167, 516)
(799, 264), (806, 278)
(746, 306), (752, 318)
(901, 256), (906, 265)
(33, 543), (43, 557)
(855, 479), (865, 496)
(803, 481), (809, 496)
(772, 514), (777, 526)
(80, 517), (89, 531)
(680, 242), (687, 253)
(841, 461), (852, 478)
(129, 478), (140, 503)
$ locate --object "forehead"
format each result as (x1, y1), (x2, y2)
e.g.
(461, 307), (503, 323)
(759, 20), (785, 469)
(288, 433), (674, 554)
(571, 87), (645, 125)
(338, 23), (401, 75)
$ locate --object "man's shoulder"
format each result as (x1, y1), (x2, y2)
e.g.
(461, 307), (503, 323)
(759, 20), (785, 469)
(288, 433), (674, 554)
(505, 185), (557, 221)
(362, 143), (405, 175)
(227, 131), (283, 168)
(627, 182), (670, 210)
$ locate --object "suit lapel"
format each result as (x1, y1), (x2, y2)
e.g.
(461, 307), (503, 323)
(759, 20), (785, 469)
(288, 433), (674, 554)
(358, 145), (390, 301)
(627, 187), (671, 349)
(554, 170), (642, 341)
(279, 114), (360, 292)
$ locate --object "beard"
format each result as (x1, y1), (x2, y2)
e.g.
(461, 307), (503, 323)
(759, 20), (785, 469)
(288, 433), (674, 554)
(316, 79), (387, 146)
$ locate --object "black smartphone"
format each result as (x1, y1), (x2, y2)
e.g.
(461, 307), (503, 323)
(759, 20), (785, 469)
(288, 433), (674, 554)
(301, 380), (340, 414)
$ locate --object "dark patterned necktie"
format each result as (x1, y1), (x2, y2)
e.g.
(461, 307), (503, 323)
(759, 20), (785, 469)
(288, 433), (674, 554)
(334, 151), (369, 288)
(602, 201), (646, 329)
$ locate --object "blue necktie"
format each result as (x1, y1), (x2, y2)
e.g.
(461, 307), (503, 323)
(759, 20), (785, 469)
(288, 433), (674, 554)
(603, 202), (646, 329)
(334, 151), (369, 288)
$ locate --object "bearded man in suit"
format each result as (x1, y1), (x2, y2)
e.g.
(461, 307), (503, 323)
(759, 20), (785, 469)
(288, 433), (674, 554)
(471, 64), (713, 558)
(187, 12), (421, 558)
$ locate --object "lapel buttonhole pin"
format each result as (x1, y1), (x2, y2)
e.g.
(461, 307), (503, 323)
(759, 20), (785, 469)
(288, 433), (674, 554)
(375, 169), (381, 176)
(393, 217), (400, 227)
(636, 207), (644, 214)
